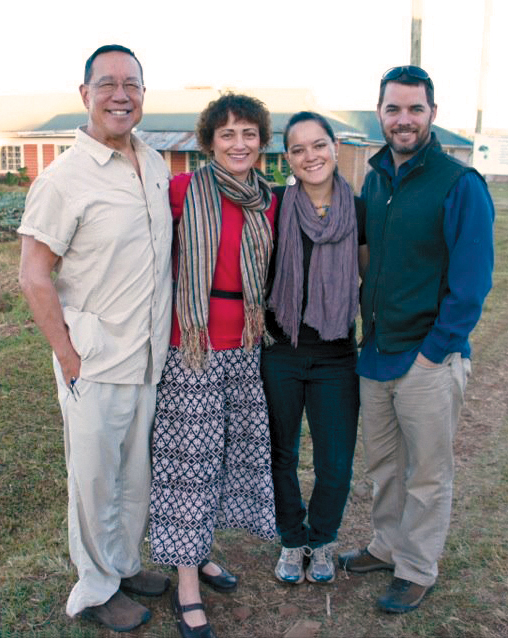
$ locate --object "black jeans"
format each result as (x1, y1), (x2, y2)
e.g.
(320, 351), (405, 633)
(261, 344), (359, 548)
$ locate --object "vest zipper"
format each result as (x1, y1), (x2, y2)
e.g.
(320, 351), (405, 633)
(371, 191), (392, 338)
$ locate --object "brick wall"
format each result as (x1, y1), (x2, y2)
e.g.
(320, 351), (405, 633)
(337, 142), (370, 194)
(42, 144), (55, 169)
(23, 144), (38, 182)
(170, 152), (187, 175)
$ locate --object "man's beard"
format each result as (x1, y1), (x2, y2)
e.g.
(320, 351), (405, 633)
(382, 120), (432, 156)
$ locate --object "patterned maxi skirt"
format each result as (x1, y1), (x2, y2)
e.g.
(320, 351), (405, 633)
(150, 345), (276, 567)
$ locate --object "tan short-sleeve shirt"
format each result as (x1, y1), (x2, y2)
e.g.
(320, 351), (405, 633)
(18, 128), (172, 384)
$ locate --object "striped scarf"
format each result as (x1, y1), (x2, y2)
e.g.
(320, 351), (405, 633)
(176, 160), (273, 368)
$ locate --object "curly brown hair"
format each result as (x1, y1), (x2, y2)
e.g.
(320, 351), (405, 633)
(196, 93), (272, 153)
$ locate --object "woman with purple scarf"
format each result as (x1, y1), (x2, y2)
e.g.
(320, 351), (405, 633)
(261, 111), (365, 585)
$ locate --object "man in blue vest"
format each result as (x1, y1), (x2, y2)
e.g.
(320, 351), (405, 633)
(338, 66), (494, 613)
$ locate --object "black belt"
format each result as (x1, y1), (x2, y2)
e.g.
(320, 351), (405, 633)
(211, 288), (243, 300)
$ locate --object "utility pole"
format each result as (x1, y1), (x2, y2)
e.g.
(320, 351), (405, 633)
(411, 0), (423, 66)
(476, 0), (493, 134)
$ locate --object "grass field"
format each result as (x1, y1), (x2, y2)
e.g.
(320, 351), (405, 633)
(1, 184), (507, 637)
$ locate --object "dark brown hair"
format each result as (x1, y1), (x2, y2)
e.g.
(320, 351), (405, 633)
(378, 68), (434, 108)
(283, 111), (336, 151)
(196, 93), (272, 153)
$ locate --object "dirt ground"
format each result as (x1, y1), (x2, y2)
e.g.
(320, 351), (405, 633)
(63, 348), (505, 638)
(3, 236), (506, 637)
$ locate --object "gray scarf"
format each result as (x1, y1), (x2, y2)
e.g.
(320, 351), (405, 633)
(268, 173), (358, 346)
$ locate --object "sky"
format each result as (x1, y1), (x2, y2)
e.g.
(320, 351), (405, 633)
(2, 0), (506, 132)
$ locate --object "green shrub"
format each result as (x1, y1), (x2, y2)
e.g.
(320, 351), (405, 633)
(3, 172), (19, 186)
(0, 191), (26, 237)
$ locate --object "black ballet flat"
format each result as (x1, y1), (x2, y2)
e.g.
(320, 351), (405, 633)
(172, 589), (217, 638)
(198, 559), (238, 593)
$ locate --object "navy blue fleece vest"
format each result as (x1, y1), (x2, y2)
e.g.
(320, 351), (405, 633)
(361, 139), (474, 353)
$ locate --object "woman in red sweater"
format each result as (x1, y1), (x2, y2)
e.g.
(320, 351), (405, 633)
(150, 94), (277, 638)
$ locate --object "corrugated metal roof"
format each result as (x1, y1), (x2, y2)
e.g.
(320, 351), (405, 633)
(269, 113), (362, 136)
(335, 111), (472, 147)
(135, 131), (288, 153)
(138, 112), (362, 135)
(135, 131), (199, 151)
(33, 110), (470, 151)
(265, 133), (285, 153)
(35, 114), (87, 131)
(35, 111), (363, 137)
(137, 113), (199, 132)
(34, 113), (202, 133)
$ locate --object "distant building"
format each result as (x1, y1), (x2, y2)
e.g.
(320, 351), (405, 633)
(473, 133), (508, 180)
(1, 88), (473, 193)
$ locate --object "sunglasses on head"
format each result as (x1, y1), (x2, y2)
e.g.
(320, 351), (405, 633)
(381, 65), (434, 90)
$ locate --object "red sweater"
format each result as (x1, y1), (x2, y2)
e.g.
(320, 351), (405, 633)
(169, 172), (277, 350)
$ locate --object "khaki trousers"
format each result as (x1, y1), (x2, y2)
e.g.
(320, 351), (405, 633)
(54, 357), (156, 617)
(360, 353), (470, 586)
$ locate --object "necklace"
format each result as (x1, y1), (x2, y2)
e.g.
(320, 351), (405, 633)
(313, 203), (330, 218)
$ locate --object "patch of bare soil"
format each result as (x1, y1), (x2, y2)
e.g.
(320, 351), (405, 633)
(0, 240), (25, 337)
(0, 248), (20, 297)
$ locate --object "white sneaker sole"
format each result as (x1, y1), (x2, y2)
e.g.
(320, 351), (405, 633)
(275, 569), (305, 584)
(305, 570), (335, 584)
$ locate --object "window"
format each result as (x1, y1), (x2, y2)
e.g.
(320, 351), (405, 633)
(57, 145), (71, 156)
(0, 146), (22, 171)
(264, 153), (279, 183)
(264, 153), (290, 184)
(281, 157), (290, 177)
(188, 152), (209, 172)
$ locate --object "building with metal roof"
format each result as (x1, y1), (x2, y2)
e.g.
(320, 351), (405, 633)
(1, 88), (473, 192)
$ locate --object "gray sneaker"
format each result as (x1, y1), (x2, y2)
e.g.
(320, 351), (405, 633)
(275, 546), (307, 584)
(306, 543), (335, 583)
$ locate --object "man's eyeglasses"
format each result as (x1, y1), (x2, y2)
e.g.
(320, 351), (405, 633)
(381, 65), (434, 90)
(88, 81), (144, 96)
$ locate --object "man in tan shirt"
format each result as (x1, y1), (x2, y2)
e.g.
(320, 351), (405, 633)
(18, 44), (172, 632)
